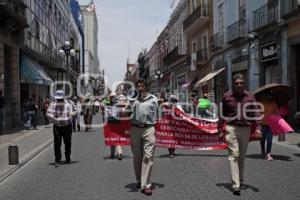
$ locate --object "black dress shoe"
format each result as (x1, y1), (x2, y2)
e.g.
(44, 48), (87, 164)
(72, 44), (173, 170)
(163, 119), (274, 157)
(137, 182), (141, 189)
(110, 154), (115, 159)
(233, 188), (240, 196)
(118, 154), (123, 160)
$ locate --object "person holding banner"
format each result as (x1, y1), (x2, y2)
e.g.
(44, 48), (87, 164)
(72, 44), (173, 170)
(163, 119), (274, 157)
(107, 92), (123, 160)
(164, 95), (184, 158)
(219, 74), (261, 196)
(130, 79), (158, 196)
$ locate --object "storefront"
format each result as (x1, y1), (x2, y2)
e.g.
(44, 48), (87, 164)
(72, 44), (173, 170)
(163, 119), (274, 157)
(259, 41), (280, 85)
(20, 54), (53, 122)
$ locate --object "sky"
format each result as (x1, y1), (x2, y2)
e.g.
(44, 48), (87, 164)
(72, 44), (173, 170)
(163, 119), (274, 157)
(78, 0), (177, 90)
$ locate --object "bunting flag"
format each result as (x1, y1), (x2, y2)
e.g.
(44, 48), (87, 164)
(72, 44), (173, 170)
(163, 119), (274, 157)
(86, 0), (96, 12)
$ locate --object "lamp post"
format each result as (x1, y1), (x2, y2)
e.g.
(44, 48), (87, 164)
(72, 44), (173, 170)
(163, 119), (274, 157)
(58, 41), (76, 82)
(154, 70), (164, 94)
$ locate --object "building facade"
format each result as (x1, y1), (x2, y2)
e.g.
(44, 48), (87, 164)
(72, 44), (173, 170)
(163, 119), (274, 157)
(80, 5), (100, 75)
(0, 0), (29, 129)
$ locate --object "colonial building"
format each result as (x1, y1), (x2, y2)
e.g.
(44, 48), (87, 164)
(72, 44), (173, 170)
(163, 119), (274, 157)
(163, 0), (188, 100)
(184, 0), (212, 100)
(0, 0), (29, 129)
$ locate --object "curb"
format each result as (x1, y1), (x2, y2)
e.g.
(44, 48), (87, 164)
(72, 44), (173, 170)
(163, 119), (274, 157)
(0, 138), (53, 183)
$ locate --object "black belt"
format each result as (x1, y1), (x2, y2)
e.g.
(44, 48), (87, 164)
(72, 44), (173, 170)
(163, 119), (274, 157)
(132, 124), (153, 128)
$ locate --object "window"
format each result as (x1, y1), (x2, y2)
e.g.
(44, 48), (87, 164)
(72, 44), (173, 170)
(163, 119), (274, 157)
(192, 40), (197, 53)
(192, 0), (197, 11)
(218, 3), (224, 32)
(239, 0), (246, 19)
(35, 20), (40, 39)
(202, 35), (208, 50)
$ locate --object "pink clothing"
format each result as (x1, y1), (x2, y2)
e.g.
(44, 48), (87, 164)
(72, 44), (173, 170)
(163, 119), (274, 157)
(265, 114), (294, 135)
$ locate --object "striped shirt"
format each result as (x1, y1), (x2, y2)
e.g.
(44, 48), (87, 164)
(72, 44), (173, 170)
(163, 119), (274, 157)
(46, 100), (73, 126)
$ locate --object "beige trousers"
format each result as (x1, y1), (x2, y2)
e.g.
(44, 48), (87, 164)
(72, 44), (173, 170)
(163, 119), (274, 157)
(225, 124), (250, 189)
(130, 126), (156, 189)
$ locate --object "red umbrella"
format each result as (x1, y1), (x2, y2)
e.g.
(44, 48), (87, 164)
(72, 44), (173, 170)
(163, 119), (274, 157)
(254, 83), (294, 106)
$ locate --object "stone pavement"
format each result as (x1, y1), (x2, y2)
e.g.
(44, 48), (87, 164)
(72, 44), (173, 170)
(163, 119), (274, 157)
(0, 125), (53, 182)
(0, 115), (300, 200)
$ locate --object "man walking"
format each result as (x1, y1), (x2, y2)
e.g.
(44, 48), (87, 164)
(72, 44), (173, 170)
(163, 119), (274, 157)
(47, 90), (73, 166)
(130, 79), (158, 196)
(219, 74), (261, 196)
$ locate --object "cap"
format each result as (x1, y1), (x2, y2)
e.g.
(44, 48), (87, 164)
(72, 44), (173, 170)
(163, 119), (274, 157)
(54, 90), (65, 100)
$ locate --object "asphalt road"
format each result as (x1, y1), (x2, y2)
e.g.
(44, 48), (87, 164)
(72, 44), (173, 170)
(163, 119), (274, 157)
(0, 114), (300, 200)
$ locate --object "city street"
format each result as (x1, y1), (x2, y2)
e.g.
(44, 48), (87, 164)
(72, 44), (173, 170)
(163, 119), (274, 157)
(0, 114), (300, 200)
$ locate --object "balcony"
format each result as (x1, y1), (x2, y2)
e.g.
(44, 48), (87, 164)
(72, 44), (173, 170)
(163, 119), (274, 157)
(281, 0), (300, 19)
(253, 1), (279, 31)
(186, 49), (208, 66)
(183, 4), (209, 33)
(210, 32), (225, 51)
(164, 46), (181, 66)
(227, 19), (249, 43)
(196, 49), (208, 64)
(0, 0), (29, 29)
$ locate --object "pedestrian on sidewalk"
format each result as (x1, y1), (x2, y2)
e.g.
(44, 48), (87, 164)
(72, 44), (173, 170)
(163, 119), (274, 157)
(42, 95), (51, 126)
(25, 98), (38, 130)
(218, 74), (261, 196)
(0, 90), (5, 134)
(130, 79), (158, 196)
(47, 90), (73, 166)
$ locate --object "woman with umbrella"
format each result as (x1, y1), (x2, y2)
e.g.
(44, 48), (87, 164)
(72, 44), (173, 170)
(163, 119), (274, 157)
(257, 91), (278, 160)
(254, 84), (294, 160)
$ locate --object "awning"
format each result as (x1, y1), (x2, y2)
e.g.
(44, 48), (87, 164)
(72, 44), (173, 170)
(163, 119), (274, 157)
(195, 67), (225, 87)
(181, 76), (198, 89)
(20, 55), (53, 85)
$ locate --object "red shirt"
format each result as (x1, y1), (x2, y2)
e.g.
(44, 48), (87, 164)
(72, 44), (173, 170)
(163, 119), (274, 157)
(220, 90), (259, 127)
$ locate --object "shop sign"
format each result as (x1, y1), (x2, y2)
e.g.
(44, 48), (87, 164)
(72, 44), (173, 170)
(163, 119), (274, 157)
(261, 42), (278, 62)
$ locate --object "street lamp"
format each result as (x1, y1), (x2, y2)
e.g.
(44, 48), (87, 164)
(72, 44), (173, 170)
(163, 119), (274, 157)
(58, 41), (76, 82)
(154, 70), (164, 94)
(154, 70), (163, 80)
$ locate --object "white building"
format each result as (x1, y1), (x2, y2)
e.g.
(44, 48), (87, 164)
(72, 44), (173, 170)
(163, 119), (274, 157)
(80, 5), (100, 75)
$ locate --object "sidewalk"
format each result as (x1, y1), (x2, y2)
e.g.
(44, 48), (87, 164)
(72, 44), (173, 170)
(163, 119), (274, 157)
(0, 125), (53, 182)
(273, 132), (300, 151)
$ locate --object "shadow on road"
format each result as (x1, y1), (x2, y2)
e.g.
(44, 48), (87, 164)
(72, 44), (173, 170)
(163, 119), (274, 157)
(157, 154), (227, 158)
(103, 155), (133, 160)
(247, 154), (292, 161)
(125, 182), (165, 192)
(48, 161), (79, 166)
(293, 154), (300, 158)
(216, 183), (259, 192)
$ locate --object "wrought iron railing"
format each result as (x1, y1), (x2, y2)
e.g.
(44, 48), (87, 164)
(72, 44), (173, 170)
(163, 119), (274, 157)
(183, 4), (209, 30)
(210, 32), (225, 50)
(196, 49), (208, 62)
(227, 19), (249, 43)
(253, 1), (279, 30)
(280, 0), (300, 18)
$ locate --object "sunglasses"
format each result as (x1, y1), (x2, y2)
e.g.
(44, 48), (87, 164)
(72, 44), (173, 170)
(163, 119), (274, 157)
(234, 81), (245, 86)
